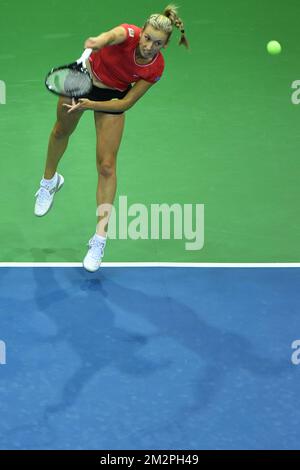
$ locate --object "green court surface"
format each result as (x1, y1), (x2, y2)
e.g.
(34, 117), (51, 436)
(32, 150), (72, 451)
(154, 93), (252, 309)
(0, 0), (299, 262)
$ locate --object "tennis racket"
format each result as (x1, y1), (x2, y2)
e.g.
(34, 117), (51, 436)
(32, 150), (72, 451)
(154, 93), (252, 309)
(45, 48), (93, 98)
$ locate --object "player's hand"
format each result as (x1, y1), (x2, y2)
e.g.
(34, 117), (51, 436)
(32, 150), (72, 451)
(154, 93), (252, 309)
(63, 98), (93, 113)
(84, 37), (99, 50)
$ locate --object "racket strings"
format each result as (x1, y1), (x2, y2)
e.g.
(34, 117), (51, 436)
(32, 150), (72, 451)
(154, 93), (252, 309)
(46, 68), (92, 97)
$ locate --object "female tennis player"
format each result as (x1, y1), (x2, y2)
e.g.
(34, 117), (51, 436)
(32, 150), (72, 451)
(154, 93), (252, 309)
(34, 4), (188, 272)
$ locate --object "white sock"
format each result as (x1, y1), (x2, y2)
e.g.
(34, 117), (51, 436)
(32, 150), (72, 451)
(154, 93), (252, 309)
(94, 233), (106, 244)
(41, 172), (58, 188)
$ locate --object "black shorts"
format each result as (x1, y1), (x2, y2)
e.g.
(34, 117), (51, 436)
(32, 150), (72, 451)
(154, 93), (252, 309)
(82, 84), (132, 115)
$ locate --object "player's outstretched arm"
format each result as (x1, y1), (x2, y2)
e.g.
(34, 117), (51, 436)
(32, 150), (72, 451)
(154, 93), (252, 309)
(84, 26), (127, 51)
(63, 80), (154, 114)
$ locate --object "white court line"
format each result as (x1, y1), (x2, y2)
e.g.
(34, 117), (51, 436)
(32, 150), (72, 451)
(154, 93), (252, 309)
(0, 263), (300, 268)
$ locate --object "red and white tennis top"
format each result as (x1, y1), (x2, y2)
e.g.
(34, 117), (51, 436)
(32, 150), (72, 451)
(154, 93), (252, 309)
(88, 23), (165, 91)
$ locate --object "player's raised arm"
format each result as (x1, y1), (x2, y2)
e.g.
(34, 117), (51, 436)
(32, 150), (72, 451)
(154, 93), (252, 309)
(84, 26), (127, 51)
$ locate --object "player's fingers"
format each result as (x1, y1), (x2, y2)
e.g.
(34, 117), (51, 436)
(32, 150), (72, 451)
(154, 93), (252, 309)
(67, 104), (81, 113)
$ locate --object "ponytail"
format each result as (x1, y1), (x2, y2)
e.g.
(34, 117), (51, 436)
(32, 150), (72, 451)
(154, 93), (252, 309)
(163, 4), (189, 48)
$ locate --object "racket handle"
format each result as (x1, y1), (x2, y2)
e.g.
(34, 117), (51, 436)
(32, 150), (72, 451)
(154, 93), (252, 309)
(76, 48), (93, 66)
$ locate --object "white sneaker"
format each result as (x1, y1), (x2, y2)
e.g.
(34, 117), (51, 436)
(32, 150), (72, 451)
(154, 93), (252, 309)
(83, 235), (106, 272)
(34, 174), (64, 217)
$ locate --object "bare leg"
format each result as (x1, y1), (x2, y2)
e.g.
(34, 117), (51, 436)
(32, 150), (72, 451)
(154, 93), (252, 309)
(44, 96), (84, 179)
(94, 112), (125, 236)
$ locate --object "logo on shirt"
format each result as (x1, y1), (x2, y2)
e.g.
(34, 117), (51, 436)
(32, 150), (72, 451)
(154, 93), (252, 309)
(128, 28), (135, 38)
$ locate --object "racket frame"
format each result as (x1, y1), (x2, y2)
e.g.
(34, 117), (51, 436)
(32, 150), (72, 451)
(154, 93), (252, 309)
(45, 49), (93, 98)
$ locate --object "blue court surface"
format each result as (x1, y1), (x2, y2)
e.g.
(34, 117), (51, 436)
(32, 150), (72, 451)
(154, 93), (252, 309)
(0, 266), (300, 450)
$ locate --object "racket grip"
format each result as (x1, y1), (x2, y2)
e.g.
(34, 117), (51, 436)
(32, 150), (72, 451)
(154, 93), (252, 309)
(77, 48), (93, 65)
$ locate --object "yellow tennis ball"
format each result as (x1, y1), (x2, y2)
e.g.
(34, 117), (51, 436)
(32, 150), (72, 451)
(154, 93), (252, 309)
(267, 40), (282, 55)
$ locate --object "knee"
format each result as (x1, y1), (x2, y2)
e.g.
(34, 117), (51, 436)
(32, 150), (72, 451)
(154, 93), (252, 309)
(97, 157), (116, 178)
(52, 123), (73, 139)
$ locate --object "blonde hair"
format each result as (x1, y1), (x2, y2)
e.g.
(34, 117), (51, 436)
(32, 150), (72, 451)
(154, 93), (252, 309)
(143, 4), (189, 48)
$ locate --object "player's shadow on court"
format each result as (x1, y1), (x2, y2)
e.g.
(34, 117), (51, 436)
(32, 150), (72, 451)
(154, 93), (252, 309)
(32, 267), (287, 417)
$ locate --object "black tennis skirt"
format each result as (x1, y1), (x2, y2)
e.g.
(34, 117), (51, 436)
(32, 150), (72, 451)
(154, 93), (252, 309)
(82, 84), (132, 115)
